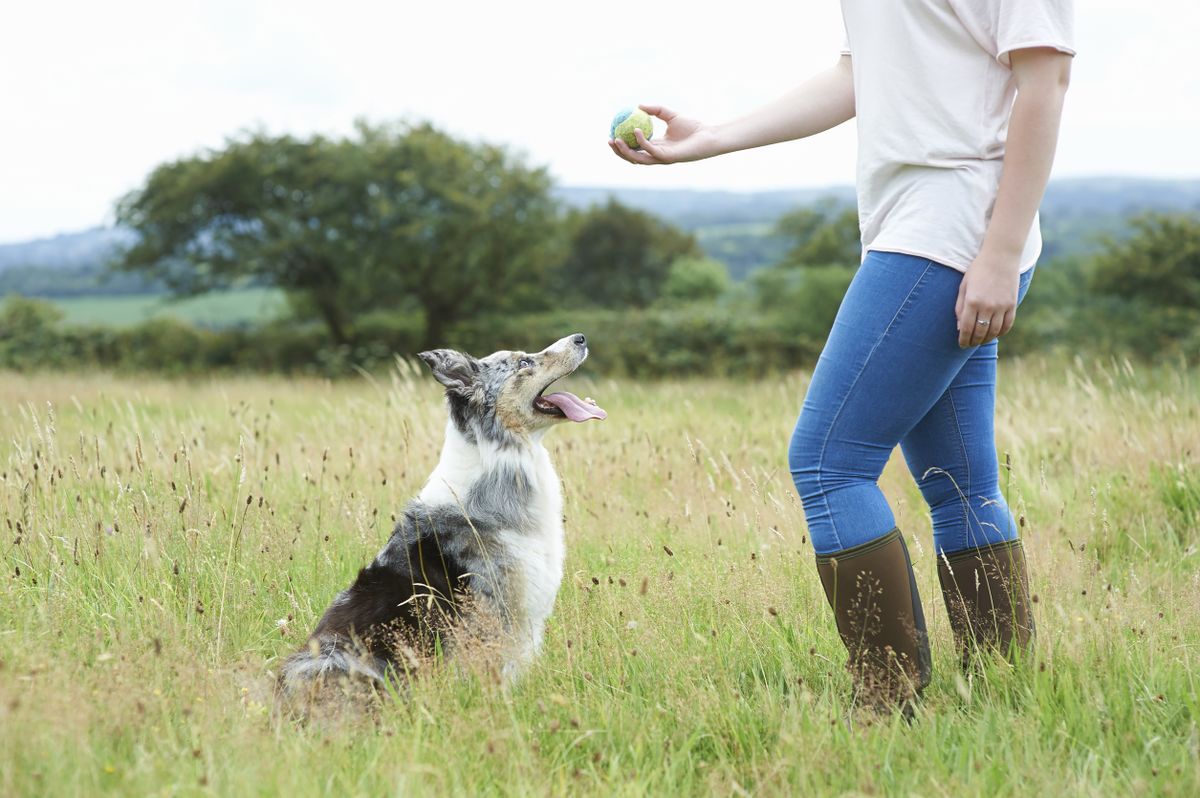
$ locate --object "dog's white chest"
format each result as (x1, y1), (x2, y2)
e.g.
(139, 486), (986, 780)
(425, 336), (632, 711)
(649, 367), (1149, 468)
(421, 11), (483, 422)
(499, 447), (565, 654)
(419, 429), (566, 674)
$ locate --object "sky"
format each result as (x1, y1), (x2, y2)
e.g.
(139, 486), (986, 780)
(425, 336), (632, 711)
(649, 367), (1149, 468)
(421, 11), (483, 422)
(2, 0), (1198, 244)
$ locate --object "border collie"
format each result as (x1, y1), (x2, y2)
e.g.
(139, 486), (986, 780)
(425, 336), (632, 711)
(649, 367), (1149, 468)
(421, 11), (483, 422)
(280, 334), (605, 698)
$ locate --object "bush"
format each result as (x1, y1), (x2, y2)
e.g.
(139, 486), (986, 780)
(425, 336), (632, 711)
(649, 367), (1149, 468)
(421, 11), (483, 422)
(0, 296), (68, 369)
(752, 265), (854, 354)
(660, 257), (731, 305)
(4, 234), (1199, 379)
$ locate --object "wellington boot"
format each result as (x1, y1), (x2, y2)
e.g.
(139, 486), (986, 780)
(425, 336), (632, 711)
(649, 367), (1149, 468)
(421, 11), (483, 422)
(937, 538), (1035, 668)
(815, 529), (932, 712)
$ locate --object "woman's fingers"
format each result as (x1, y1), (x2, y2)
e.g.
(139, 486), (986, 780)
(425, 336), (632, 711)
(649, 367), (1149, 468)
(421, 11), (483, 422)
(958, 316), (974, 348)
(608, 139), (633, 163)
(956, 280), (970, 347)
(610, 136), (657, 165)
(964, 307), (1007, 347)
(968, 313), (990, 347)
(633, 128), (668, 161)
(984, 310), (1005, 345)
(611, 131), (669, 165)
(956, 266), (1019, 347)
(638, 104), (677, 123)
(998, 308), (1017, 339)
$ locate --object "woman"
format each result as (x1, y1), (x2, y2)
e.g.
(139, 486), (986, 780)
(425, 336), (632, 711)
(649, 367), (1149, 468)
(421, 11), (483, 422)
(611, 1), (1074, 710)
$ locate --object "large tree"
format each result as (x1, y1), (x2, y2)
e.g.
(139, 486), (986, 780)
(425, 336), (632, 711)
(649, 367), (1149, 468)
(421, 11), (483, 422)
(1090, 212), (1200, 310)
(557, 199), (700, 308)
(773, 199), (862, 269)
(114, 121), (559, 346)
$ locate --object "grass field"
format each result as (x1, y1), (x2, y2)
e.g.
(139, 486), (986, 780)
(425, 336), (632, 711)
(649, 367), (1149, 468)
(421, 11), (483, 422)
(1, 357), (1197, 796)
(47, 287), (286, 328)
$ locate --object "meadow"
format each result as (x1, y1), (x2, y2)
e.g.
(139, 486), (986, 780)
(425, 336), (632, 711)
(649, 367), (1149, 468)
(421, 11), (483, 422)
(1, 356), (1197, 796)
(46, 288), (285, 328)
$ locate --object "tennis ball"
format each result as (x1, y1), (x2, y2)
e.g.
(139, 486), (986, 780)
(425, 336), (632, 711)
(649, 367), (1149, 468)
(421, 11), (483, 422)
(611, 108), (654, 149)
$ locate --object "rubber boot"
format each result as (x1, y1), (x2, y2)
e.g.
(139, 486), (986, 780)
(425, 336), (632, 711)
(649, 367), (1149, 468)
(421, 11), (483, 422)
(937, 538), (1035, 668)
(815, 528), (932, 712)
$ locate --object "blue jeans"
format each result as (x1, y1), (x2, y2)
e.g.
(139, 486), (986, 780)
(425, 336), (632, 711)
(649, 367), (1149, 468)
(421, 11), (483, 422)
(788, 250), (1034, 556)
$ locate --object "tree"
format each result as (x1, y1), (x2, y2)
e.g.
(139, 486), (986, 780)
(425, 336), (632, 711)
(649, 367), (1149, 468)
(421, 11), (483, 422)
(774, 199), (861, 268)
(1079, 212), (1200, 359)
(114, 121), (560, 347)
(660, 256), (730, 304)
(557, 199), (701, 308)
(0, 296), (66, 370)
(1089, 212), (1200, 310)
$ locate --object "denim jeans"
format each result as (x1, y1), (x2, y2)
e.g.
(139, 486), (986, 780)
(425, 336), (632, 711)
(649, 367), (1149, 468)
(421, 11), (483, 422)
(788, 250), (1034, 556)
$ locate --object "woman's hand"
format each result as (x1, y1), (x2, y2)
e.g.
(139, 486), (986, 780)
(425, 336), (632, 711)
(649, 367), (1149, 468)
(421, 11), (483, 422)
(608, 57), (855, 166)
(608, 105), (719, 165)
(955, 251), (1021, 348)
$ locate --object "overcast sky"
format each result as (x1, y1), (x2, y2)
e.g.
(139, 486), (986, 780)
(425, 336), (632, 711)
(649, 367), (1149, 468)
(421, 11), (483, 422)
(2, 0), (1197, 243)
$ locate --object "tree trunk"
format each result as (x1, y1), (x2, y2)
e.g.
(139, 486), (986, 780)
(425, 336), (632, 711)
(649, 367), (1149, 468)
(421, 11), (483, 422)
(420, 298), (456, 351)
(313, 293), (351, 346)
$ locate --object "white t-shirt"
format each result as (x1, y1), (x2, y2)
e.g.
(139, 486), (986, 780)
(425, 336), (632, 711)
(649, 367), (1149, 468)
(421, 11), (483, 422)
(840, 0), (1075, 273)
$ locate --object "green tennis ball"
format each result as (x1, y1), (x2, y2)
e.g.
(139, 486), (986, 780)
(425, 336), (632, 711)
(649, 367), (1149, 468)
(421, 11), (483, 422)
(611, 108), (654, 149)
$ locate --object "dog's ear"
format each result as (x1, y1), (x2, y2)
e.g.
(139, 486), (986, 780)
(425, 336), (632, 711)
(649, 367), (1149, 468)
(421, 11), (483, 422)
(418, 349), (479, 395)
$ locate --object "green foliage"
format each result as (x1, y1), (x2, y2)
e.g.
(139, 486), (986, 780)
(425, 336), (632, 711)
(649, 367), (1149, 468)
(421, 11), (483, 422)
(0, 292), (64, 332)
(751, 264), (854, 355)
(1079, 213), (1200, 358)
(427, 306), (819, 377)
(774, 198), (861, 268)
(558, 199), (700, 308)
(1007, 213), (1200, 361)
(0, 295), (65, 369)
(1090, 213), (1200, 308)
(660, 256), (731, 304)
(114, 121), (559, 346)
(9, 194), (1200, 377)
(694, 222), (788, 280)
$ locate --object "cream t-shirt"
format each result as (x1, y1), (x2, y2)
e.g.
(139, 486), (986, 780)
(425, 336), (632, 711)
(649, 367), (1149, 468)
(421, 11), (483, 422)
(840, 0), (1075, 273)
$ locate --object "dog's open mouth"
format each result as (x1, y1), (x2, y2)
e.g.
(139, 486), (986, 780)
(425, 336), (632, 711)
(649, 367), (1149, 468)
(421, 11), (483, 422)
(533, 387), (607, 422)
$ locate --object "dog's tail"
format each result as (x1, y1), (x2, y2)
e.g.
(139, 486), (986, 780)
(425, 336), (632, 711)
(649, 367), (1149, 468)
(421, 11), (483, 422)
(278, 635), (390, 700)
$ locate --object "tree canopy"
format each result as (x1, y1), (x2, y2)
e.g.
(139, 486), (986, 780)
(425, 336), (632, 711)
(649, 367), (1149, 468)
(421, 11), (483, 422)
(557, 199), (701, 308)
(773, 199), (861, 268)
(115, 121), (559, 346)
(1090, 212), (1200, 310)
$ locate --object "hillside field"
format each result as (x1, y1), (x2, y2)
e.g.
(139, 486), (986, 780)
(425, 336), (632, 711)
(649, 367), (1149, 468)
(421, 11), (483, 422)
(1, 358), (1197, 796)
(45, 287), (286, 328)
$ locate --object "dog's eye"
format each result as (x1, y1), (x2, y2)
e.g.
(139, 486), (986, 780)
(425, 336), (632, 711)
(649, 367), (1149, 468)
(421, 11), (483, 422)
(518, 357), (534, 369)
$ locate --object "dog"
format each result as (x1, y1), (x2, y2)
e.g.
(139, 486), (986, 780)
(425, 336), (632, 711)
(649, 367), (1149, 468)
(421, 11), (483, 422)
(279, 333), (605, 699)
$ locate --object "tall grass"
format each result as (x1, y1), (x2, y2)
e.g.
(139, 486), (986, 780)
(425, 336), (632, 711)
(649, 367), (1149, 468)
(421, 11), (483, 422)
(1, 357), (1197, 796)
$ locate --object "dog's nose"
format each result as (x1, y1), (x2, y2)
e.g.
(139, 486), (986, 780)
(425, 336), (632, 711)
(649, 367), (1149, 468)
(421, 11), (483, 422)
(571, 334), (587, 348)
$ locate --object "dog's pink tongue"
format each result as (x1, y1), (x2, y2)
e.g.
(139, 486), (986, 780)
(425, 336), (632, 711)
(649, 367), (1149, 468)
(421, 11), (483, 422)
(541, 391), (607, 422)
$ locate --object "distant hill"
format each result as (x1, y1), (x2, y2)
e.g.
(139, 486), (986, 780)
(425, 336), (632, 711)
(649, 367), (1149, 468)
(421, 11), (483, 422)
(560, 177), (1200, 276)
(0, 227), (132, 272)
(555, 185), (858, 228)
(2, 177), (1197, 296)
(0, 227), (157, 297)
(557, 177), (1200, 227)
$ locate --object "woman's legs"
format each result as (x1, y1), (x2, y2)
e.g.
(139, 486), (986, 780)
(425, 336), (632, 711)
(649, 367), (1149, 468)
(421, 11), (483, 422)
(788, 249), (1033, 703)
(898, 331), (1037, 665)
(790, 252), (988, 553)
(789, 250), (1033, 552)
(899, 340), (1017, 556)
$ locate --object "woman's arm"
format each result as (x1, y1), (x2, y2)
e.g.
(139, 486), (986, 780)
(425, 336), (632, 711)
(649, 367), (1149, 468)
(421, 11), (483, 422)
(610, 55), (855, 166)
(957, 47), (1073, 347)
